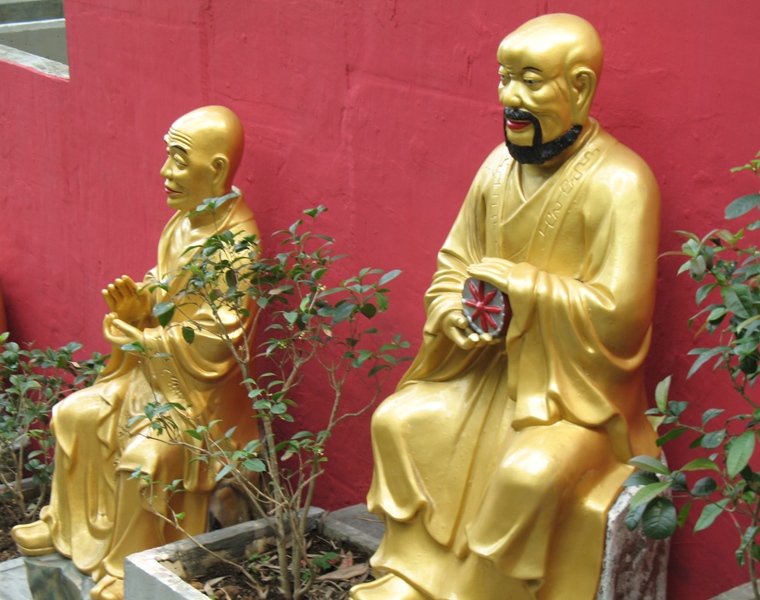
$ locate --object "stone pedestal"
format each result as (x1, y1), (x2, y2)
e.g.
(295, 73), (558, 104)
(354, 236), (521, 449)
(23, 553), (93, 600)
(596, 486), (670, 600)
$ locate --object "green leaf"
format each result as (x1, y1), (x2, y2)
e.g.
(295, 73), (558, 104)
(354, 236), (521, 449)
(722, 284), (753, 319)
(702, 408), (725, 428)
(629, 455), (671, 475)
(121, 342), (145, 354)
(379, 269), (402, 285)
(629, 481), (672, 511)
(360, 303), (377, 319)
(242, 458), (266, 472)
(677, 500), (694, 528)
(690, 476), (717, 496)
(727, 430), (756, 478)
(694, 499), (729, 532)
(186, 429), (203, 440)
(681, 457), (720, 472)
(182, 326), (195, 344)
(725, 193), (760, 220)
(641, 497), (678, 540)
(687, 347), (726, 379)
(215, 464), (234, 482)
(736, 526), (759, 566)
(702, 429), (727, 449)
(153, 302), (176, 327)
(623, 470), (659, 487)
(271, 402), (288, 415)
(624, 502), (646, 531)
(656, 427), (687, 447)
(655, 376), (671, 413)
(695, 283), (717, 305)
(332, 301), (355, 324)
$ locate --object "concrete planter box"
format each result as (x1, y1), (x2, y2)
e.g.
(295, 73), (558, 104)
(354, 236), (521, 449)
(124, 505), (383, 600)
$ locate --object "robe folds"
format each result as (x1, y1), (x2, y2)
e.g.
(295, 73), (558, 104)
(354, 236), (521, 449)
(43, 193), (260, 581)
(366, 121), (661, 599)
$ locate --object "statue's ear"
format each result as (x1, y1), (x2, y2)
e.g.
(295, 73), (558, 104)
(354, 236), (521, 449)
(569, 66), (597, 124)
(211, 155), (230, 190)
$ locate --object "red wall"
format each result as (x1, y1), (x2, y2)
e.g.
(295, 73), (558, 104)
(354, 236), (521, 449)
(2, 1), (759, 597)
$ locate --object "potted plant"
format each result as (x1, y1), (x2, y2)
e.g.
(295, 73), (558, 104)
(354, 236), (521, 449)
(127, 204), (408, 599)
(624, 151), (760, 599)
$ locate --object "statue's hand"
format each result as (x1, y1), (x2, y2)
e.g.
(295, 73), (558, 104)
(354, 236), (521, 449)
(102, 275), (151, 328)
(441, 310), (498, 350)
(467, 258), (513, 293)
(102, 313), (142, 348)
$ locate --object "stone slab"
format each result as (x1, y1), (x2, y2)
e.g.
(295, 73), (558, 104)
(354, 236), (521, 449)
(0, 557), (33, 600)
(23, 553), (93, 600)
(0, 18), (67, 63)
(710, 582), (759, 600)
(321, 503), (383, 556)
(0, 0), (63, 25)
(0, 40), (68, 77)
(125, 507), (325, 600)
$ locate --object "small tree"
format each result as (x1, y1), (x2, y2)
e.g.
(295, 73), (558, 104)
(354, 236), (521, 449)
(129, 203), (408, 600)
(0, 334), (105, 523)
(625, 151), (760, 599)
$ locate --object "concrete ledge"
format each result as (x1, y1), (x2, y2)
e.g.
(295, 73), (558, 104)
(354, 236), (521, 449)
(711, 582), (758, 600)
(124, 507), (325, 600)
(0, 0), (63, 24)
(0, 18), (67, 63)
(0, 557), (32, 600)
(321, 504), (383, 556)
(23, 553), (93, 600)
(0, 39), (67, 77)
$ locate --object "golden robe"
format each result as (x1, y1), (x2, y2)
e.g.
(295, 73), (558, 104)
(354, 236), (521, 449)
(42, 194), (259, 582)
(366, 121), (660, 599)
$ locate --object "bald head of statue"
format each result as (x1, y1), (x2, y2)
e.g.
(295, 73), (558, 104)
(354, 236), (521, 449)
(160, 105), (245, 211)
(497, 14), (603, 164)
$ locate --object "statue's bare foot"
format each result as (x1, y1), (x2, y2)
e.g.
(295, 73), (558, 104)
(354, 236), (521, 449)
(90, 574), (123, 600)
(351, 573), (428, 600)
(10, 520), (55, 556)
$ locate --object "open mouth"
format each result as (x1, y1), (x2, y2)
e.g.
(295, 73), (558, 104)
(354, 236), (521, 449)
(165, 186), (181, 196)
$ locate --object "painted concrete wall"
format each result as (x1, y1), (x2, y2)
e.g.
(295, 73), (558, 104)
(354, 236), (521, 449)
(1, 1), (759, 597)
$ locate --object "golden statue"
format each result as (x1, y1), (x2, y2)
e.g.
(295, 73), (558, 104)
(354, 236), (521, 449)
(351, 14), (660, 600)
(12, 106), (259, 600)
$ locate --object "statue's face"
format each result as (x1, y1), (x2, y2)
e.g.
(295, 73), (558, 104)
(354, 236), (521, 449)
(160, 127), (217, 211)
(497, 43), (575, 149)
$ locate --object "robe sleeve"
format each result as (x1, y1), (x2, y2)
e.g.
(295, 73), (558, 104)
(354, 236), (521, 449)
(505, 148), (660, 459)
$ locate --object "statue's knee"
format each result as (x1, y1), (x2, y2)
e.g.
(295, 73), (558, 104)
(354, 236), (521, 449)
(496, 454), (567, 502)
(52, 389), (101, 429)
(371, 396), (405, 437)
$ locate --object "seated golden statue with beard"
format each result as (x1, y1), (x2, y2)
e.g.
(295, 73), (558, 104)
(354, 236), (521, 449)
(351, 14), (660, 600)
(12, 106), (259, 600)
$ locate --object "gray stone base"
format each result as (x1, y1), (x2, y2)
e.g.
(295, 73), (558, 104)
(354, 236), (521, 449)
(22, 553), (93, 600)
(0, 557), (33, 600)
(10, 499), (669, 600)
(711, 582), (759, 600)
(596, 486), (670, 599)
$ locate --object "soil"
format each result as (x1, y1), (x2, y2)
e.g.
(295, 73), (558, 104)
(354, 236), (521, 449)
(191, 534), (374, 600)
(0, 499), (22, 562)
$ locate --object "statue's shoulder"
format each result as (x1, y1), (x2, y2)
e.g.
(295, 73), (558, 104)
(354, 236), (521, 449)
(589, 127), (659, 205)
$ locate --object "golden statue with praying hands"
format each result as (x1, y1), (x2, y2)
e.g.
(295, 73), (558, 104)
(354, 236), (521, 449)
(12, 106), (260, 600)
(351, 14), (660, 600)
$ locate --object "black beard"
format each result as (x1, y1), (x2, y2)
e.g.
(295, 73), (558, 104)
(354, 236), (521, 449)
(503, 108), (583, 165)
